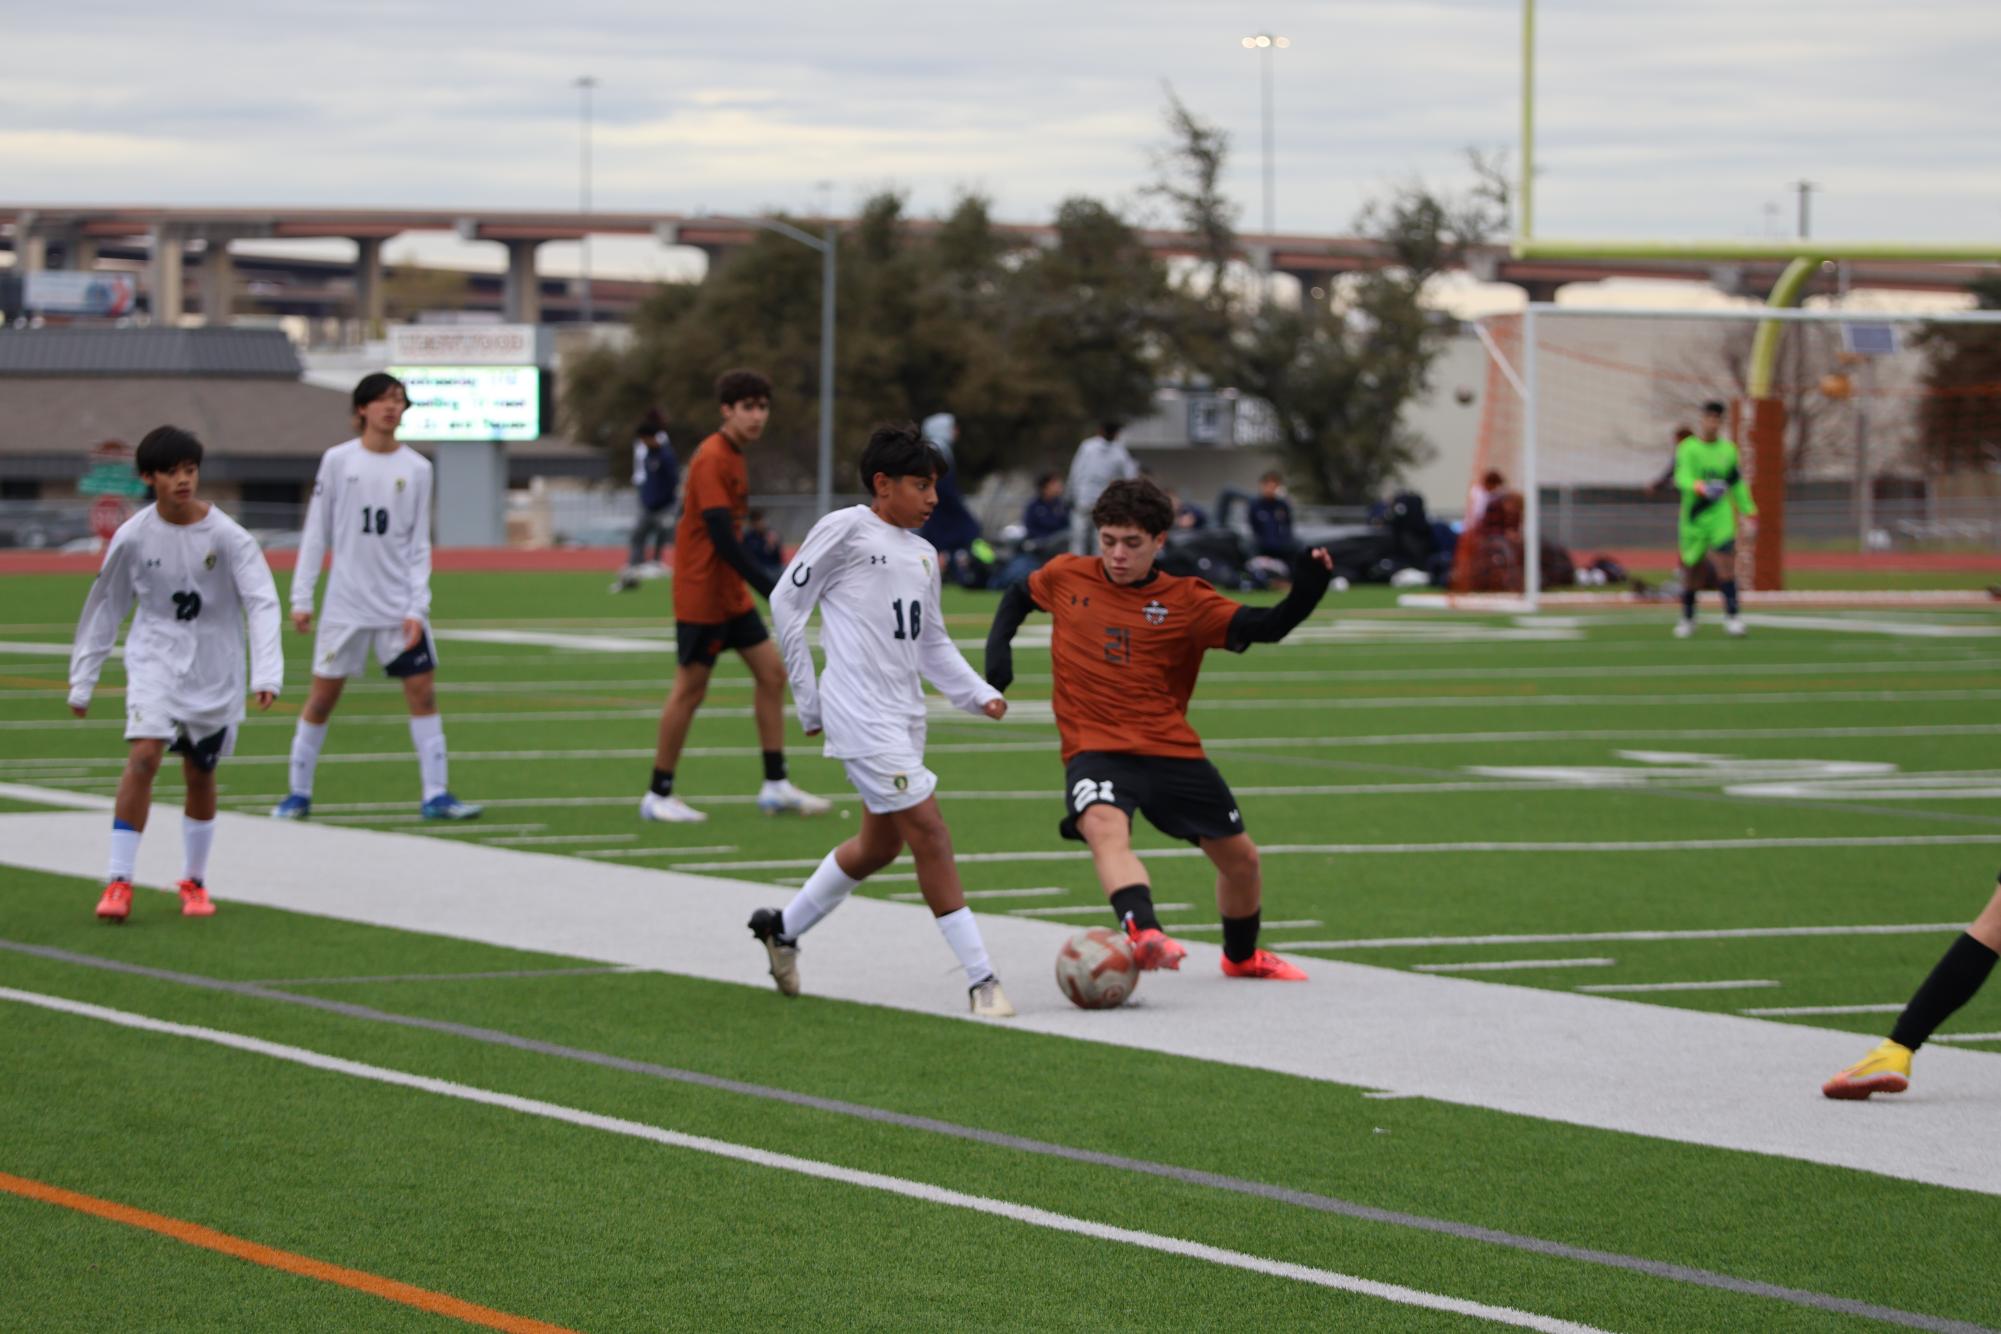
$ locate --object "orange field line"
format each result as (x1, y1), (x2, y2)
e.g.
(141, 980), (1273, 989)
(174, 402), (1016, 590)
(0, 1171), (580, 1334)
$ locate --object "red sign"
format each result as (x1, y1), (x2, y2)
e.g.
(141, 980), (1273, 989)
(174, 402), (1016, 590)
(89, 496), (132, 541)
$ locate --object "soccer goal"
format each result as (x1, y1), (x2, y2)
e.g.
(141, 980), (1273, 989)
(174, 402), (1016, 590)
(1451, 304), (2001, 606)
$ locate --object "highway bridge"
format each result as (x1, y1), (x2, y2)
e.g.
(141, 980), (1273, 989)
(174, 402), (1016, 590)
(5, 204), (1997, 327)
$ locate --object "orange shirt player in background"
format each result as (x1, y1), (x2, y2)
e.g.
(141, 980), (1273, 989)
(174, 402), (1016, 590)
(985, 477), (1335, 980)
(639, 369), (828, 822)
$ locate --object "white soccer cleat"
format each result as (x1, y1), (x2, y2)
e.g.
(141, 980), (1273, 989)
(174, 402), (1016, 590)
(1673, 619), (1695, 639)
(639, 792), (708, 823)
(757, 780), (831, 816)
(1724, 616), (1747, 637)
(969, 975), (1016, 1018)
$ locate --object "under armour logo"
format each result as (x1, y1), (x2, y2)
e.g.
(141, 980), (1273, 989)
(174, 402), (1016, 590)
(1071, 778), (1116, 811)
(1228, 809), (1240, 823)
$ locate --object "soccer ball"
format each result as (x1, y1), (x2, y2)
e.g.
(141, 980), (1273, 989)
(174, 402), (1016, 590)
(1055, 928), (1141, 1010)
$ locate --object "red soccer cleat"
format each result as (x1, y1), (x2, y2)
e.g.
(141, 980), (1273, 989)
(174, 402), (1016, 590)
(1221, 949), (1307, 981)
(177, 879), (216, 918)
(1124, 922), (1187, 972)
(96, 881), (132, 923)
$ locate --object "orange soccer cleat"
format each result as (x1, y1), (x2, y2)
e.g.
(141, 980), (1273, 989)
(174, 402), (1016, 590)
(1221, 949), (1307, 981)
(1124, 922), (1187, 972)
(177, 879), (216, 918)
(96, 881), (133, 923)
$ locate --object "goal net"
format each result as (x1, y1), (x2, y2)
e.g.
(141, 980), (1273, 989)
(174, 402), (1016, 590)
(1454, 305), (2001, 601)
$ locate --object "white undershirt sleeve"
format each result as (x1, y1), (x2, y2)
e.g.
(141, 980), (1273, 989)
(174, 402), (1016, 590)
(915, 555), (1000, 716)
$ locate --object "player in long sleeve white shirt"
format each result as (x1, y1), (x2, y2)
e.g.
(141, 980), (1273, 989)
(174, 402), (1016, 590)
(67, 427), (283, 922)
(754, 423), (1016, 1017)
(274, 373), (480, 822)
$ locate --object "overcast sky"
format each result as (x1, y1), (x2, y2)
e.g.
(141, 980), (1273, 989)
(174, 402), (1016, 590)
(7, 0), (1999, 280)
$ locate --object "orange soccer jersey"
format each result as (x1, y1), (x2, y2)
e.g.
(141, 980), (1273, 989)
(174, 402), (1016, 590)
(1028, 554), (1242, 762)
(672, 433), (754, 623)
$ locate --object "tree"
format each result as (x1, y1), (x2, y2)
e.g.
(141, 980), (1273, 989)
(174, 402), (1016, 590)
(1911, 276), (2001, 474)
(1149, 95), (1501, 502)
(561, 189), (1170, 488)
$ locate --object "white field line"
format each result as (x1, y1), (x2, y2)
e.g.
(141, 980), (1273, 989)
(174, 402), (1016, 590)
(890, 887), (1067, 902)
(1171, 920), (1325, 933)
(1411, 958), (1618, 974)
(481, 833), (639, 848)
(0, 986), (1608, 1334)
(1577, 980), (1783, 995)
(14, 653), (1986, 701)
(0, 782), (111, 811)
(668, 834), (2001, 874)
(1009, 903), (1195, 918)
(212, 780), (1704, 816)
(409, 823), (546, 838)
(1276, 923), (1971, 951)
(580, 845), (740, 860)
(26, 684), (2001, 733)
(1740, 613), (2001, 639)
(21, 720), (2001, 775)
(1741, 1004), (1908, 1017)
(1935, 1032), (2001, 1043)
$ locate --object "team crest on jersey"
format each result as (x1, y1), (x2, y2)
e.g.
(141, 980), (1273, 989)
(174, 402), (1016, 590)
(893, 773), (909, 792)
(395, 477), (407, 492)
(1143, 599), (1170, 626)
(922, 557), (931, 576)
(203, 551), (217, 570)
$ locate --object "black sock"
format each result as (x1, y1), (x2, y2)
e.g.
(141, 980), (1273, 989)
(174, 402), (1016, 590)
(1222, 910), (1262, 964)
(650, 768), (673, 797)
(1890, 932), (1999, 1052)
(1109, 884), (1159, 933)
(762, 750), (787, 783)
(1681, 587), (1696, 620)
(1721, 579), (1740, 616)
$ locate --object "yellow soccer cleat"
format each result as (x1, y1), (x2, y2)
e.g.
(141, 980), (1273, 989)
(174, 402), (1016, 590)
(1822, 1039), (1912, 1100)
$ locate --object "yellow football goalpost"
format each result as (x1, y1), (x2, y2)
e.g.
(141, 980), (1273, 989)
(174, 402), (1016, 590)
(1504, 0), (2001, 600)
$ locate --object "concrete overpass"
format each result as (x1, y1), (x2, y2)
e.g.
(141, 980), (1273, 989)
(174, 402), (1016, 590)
(6, 204), (1998, 327)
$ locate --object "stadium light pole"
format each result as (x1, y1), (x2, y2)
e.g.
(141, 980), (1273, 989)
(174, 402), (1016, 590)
(576, 75), (597, 326)
(1240, 32), (1289, 299)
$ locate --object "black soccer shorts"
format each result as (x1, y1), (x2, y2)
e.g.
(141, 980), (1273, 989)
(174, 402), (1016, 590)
(675, 608), (770, 668)
(1058, 751), (1247, 846)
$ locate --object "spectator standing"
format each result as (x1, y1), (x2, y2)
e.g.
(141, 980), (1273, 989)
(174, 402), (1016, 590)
(615, 409), (678, 593)
(1065, 421), (1139, 554)
(1247, 470), (1296, 558)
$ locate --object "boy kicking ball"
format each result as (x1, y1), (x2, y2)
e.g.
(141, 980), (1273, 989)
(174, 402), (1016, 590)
(985, 477), (1334, 981)
(755, 423), (1015, 1017)
(67, 426), (284, 921)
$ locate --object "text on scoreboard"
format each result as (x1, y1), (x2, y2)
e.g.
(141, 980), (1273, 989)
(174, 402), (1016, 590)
(389, 366), (540, 441)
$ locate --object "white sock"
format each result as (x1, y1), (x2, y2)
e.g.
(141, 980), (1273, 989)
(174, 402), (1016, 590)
(934, 906), (994, 987)
(107, 822), (141, 883)
(409, 713), (448, 802)
(780, 850), (862, 939)
(182, 816), (216, 884)
(289, 719), (327, 798)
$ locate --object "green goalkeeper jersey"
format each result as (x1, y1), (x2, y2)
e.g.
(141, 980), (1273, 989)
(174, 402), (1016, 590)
(1674, 434), (1756, 535)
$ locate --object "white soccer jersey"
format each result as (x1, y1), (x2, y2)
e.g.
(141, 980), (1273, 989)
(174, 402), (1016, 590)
(291, 439), (434, 626)
(770, 505), (999, 760)
(68, 503), (284, 721)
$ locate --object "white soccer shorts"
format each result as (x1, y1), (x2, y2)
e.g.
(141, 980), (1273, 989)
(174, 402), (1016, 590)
(123, 689), (238, 769)
(311, 621), (436, 680)
(840, 753), (939, 815)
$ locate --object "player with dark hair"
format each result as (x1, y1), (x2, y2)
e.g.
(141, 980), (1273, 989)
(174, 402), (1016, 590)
(639, 368), (827, 822)
(276, 373), (480, 821)
(985, 476), (1334, 980)
(613, 407), (678, 592)
(1673, 400), (1757, 638)
(1823, 872), (2001, 1098)
(757, 422), (1014, 1015)
(70, 426), (283, 921)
